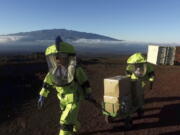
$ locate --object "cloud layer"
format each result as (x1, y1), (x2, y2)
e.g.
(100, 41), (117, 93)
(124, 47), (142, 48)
(73, 38), (122, 44)
(0, 36), (25, 43)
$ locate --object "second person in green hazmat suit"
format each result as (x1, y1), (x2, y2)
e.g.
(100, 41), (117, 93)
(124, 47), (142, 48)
(38, 36), (92, 135)
(125, 52), (155, 127)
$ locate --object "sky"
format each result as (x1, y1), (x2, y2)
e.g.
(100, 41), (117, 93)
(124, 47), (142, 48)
(0, 0), (180, 43)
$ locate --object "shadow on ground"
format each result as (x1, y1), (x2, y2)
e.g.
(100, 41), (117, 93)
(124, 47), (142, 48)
(80, 102), (180, 135)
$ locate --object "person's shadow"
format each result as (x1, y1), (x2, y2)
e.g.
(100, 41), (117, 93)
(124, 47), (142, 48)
(159, 130), (180, 135)
(80, 97), (180, 135)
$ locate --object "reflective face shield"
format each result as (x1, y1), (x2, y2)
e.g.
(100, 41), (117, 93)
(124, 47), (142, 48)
(46, 53), (76, 86)
(130, 63), (147, 77)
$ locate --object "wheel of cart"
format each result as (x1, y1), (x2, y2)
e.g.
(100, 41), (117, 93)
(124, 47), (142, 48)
(124, 107), (144, 129)
(102, 102), (134, 129)
(103, 112), (133, 130)
(119, 113), (134, 130)
(102, 102), (144, 130)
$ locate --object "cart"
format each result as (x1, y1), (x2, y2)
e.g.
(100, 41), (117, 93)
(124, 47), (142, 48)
(101, 75), (148, 129)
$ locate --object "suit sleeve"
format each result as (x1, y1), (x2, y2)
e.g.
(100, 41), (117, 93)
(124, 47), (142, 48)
(75, 67), (92, 96)
(39, 72), (55, 97)
(126, 65), (133, 77)
(147, 64), (155, 82)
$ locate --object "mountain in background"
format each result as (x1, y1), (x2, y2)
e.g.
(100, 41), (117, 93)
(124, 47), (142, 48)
(0, 29), (148, 56)
(3, 29), (120, 42)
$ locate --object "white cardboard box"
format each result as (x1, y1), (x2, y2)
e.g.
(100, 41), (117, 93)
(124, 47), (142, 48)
(147, 45), (176, 65)
(104, 75), (131, 97)
(103, 75), (132, 114)
(103, 75), (151, 115)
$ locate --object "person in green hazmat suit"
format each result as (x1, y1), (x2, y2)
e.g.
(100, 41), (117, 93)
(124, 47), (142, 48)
(125, 53), (155, 127)
(126, 53), (155, 111)
(38, 36), (92, 135)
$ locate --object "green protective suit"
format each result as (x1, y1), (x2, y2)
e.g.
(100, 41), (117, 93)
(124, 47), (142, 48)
(39, 43), (91, 135)
(126, 53), (155, 108)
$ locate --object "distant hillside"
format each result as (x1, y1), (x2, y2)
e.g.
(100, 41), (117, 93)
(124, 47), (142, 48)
(7, 29), (120, 42)
(0, 29), (147, 56)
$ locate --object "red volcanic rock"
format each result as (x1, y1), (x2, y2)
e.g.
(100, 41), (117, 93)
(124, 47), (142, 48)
(0, 56), (180, 135)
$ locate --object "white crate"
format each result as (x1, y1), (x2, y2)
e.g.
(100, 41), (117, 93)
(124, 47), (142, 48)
(147, 45), (176, 65)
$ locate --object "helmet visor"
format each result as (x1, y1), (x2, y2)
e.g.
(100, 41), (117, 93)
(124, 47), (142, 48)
(131, 63), (147, 77)
(46, 53), (76, 86)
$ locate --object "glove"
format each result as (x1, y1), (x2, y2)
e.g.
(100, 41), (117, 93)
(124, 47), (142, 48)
(37, 95), (45, 109)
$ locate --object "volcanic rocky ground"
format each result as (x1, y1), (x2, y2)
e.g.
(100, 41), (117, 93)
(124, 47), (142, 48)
(0, 54), (180, 135)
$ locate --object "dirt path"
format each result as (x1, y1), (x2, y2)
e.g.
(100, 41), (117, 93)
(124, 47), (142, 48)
(0, 58), (180, 135)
